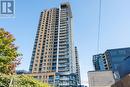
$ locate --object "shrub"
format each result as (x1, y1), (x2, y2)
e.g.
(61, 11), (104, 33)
(0, 73), (50, 87)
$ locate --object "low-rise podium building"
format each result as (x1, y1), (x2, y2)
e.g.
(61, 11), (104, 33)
(88, 71), (115, 87)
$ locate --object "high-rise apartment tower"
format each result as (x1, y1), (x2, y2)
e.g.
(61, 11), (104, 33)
(75, 47), (81, 85)
(93, 47), (130, 79)
(29, 2), (80, 87)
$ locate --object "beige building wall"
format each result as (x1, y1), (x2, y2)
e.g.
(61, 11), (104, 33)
(27, 72), (55, 82)
(29, 8), (59, 85)
(29, 8), (59, 73)
(88, 71), (115, 87)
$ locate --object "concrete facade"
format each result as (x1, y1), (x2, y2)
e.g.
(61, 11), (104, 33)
(88, 71), (115, 87)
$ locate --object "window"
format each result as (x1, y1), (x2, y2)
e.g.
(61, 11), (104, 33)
(35, 60), (38, 62)
(35, 64), (37, 66)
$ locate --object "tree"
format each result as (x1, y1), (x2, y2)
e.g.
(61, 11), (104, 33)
(0, 28), (21, 74)
(0, 28), (50, 87)
(0, 73), (50, 87)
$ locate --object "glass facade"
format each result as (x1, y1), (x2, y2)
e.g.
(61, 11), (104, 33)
(93, 54), (108, 71)
(93, 47), (130, 79)
(117, 56), (130, 78)
(105, 48), (130, 71)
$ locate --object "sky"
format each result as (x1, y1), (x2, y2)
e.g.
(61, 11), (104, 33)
(1, 0), (130, 86)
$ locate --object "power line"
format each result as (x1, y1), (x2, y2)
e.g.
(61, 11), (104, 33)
(97, 0), (102, 53)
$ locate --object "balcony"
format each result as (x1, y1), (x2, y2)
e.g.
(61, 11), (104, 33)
(58, 64), (67, 67)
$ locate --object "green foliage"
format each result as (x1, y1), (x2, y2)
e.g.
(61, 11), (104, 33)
(0, 73), (50, 87)
(0, 28), (21, 74)
(0, 29), (50, 87)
